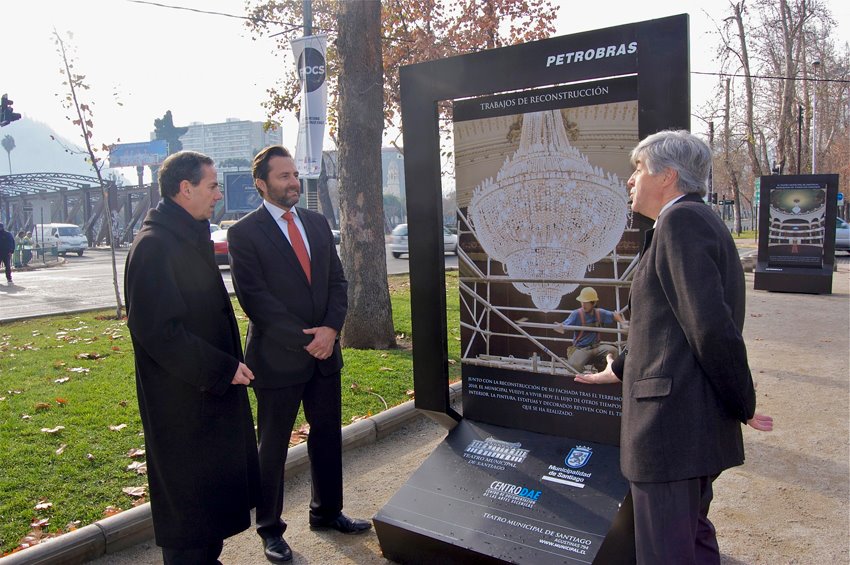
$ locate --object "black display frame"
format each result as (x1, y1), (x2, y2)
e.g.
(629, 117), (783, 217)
(400, 14), (691, 425)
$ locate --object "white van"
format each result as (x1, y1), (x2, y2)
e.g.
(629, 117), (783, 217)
(34, 223), (88, 256)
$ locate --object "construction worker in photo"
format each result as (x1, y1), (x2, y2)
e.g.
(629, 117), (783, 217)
(555, 286), (626, 372)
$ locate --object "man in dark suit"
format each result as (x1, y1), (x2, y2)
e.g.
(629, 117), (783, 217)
(125, 151), (260, 564)
(576, 130), (772, 564)
(227, 146), (371, 564)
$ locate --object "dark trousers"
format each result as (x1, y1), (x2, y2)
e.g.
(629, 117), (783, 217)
(254, 369), (343, 539)
(2, 253), (11, 281)
(631, 475), (720, 565)
(161, 540), (223, 565)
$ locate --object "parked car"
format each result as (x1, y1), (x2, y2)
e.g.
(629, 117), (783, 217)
(209, 223), (221, 233)
(331, 229), (341, 245)
(836, 217), (850, 251)
(389, 223), (458, 259)
(219, 220), (239, 230)
(211, 228), (230, 266)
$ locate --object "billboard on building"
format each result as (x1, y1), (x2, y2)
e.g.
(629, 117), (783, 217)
(108, 140), (168, 168)
(224, 172), (262, 213)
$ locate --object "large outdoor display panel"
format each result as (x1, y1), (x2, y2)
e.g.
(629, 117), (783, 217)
(455, 77), (638, 445)
(375, 14), (689, 564)
(754, 174), (839, 294)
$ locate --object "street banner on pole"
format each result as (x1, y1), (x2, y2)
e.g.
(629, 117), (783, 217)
(291, 34), (328, 179)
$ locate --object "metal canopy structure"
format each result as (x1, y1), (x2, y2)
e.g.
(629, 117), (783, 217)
(0, 172), (109, 196)
(0, 172), (159, 245)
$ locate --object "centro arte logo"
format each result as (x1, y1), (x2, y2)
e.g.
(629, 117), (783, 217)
(298, 47), (326, 92)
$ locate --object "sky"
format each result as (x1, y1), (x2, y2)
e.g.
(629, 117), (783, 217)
(1, 0), (848, 169)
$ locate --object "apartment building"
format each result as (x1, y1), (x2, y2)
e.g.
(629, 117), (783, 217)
(178, 118), (283, 163)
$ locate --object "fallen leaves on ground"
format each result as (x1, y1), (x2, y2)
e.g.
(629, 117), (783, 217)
(75, 352), (104, 360)
(127, 448), (145, 459)
(55, 444), (67, 455)
(127, 461), (147, 475)
(40, 426), (65, 434)
(122, 486), (147, 498)
(290, 423), (310, 446)
(103, 506), (122, 517)
(54, 377), (70, 384)
(33, 500), (53, 511)
(109, 423), (128, 431)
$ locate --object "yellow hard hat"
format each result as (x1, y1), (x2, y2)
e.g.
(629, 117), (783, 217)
(576, 287), (599, 303)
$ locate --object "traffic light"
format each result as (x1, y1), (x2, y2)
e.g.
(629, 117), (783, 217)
(1, 94), (21, 127)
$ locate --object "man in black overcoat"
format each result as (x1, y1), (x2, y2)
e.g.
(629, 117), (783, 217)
(576, 130), (773, 564)
(227, 146), (370, 564)
(125, 151), (260, 564)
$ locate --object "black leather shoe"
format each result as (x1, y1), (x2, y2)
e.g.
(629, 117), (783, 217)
(262, 536), (292, 563)
(309, 513), (372, 535)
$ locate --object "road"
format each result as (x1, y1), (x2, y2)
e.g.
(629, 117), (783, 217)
(0, 246), (458, 322)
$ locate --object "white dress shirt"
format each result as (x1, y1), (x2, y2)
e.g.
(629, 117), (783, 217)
(263, 200), (311, 258)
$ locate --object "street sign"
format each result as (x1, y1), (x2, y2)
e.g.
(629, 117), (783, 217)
(838, 192), (844, 204)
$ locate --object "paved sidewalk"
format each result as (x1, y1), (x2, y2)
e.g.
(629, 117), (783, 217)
(4, 251), (848, 565)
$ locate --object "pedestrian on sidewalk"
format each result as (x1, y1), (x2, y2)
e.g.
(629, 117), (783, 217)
(228, 145), (370, 564)
(21, 232), (32, 266)
(576, 130), (773, 565)
(0, 223), (15, 284)
(13, 230), (25, 268)
(125, 151), (260, 564)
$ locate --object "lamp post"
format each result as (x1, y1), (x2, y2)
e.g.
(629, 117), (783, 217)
(812, 60), (820, 174)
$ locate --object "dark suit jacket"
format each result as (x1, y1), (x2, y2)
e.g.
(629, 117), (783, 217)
(614, 194), (756, 483)
(227, 204), (347, 387)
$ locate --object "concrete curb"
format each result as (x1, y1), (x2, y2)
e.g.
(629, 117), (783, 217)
(2, 383), (462, 565)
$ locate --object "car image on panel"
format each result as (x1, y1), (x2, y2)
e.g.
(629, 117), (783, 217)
(389, 223), (457, 259)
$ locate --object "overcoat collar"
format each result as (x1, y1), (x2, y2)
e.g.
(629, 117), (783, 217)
(145, 199), (218, 273)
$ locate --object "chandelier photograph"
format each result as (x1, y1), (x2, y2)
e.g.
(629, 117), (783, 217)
(467, 110), (630, 311)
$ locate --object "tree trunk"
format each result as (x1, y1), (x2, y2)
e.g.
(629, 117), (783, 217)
(732, 1), (763, 177)
(336, 0), (395, 349)
(724, 78), (743, 235)
(318, 156), (337, 229)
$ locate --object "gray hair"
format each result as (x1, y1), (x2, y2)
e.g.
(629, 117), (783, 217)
(630, 130), (711, 197)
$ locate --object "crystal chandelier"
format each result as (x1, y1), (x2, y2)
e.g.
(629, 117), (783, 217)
(468, 110), (629, 311)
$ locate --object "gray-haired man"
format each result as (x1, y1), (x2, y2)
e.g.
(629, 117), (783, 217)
(576, 130), (773, 564)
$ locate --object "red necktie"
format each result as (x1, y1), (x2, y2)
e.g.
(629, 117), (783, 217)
(282, 211), (311, 283)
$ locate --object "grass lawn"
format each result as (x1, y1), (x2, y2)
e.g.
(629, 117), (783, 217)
(731, 229), (758, 240)
(0, 272), (460, 555)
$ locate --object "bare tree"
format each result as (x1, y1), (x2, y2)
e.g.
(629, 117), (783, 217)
(708, 0), (849, 210)
(53, 31), (123, 318)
